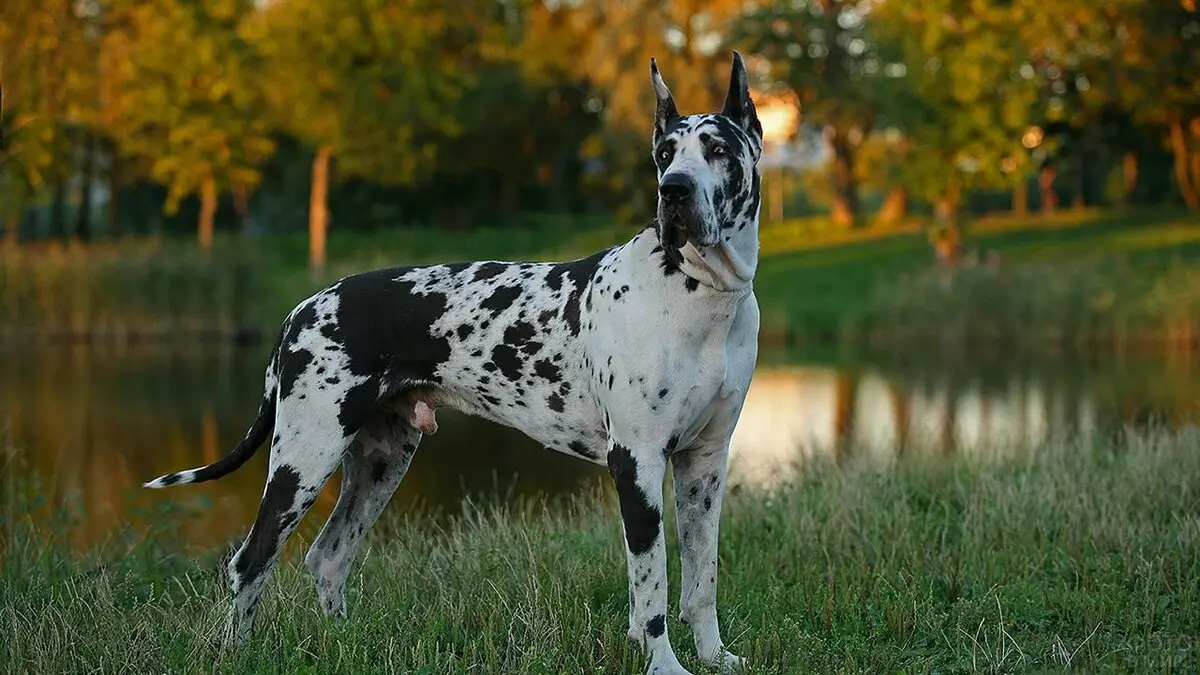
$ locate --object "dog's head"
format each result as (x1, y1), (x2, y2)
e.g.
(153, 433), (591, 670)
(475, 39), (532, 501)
(651, 52), (763, 251)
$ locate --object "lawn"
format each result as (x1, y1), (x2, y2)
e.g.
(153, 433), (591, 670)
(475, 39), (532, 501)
(4, 429), (1198, 673)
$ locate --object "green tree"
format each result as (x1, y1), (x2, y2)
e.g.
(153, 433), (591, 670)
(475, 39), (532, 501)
(0, 0), (95, 242)
(245, 0), (469, 271)
(1112, 0), (1200, 209)
(736, 0), (902, 227)
(523, 0), (748, 220)
(874, 0), (1043, 222)
(103, 0), (274, 250)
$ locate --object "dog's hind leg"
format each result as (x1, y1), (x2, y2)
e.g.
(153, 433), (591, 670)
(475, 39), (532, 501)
(305, 408), (421, 617)
(223, 401), (362, 648)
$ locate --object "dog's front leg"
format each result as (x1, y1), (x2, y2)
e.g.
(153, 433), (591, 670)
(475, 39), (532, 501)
(607, 440), (690, 675)
(673, 443), (745, 672)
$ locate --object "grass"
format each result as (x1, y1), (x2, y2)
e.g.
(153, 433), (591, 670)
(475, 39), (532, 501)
(4, 429), (1199, 673)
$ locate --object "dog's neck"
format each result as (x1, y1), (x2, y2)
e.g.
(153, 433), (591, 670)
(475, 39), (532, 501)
(671, 213), (760, 293)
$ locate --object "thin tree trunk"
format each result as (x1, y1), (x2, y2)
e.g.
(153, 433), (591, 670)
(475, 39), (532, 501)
(1039, 165), (1058, 213)
(75, 132), (95, 242)
(51, 181), (68, 242)
(198, 176), (216, 251)
(1169, 118), (1199, 210)
(233, 183), (251, 235)
(4, 216), (17, 246)
(876, 186), (908, 226)
(1073, 144), (1087, 210)
(1013, 176), (1028, 216)
(830, 132), (858, 227)
(309, 144), (333, 273)
(106, 148), (120, 237)
(1123, 152), (1138, 205)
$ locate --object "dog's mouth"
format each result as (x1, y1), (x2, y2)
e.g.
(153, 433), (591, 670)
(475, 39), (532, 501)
(660, 207), (717, 249)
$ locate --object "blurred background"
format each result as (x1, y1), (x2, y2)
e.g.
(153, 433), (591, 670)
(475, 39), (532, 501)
(1, 0), (1198, 549)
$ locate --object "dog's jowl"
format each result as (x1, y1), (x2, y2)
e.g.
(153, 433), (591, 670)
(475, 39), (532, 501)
(145, 52), (763, 675)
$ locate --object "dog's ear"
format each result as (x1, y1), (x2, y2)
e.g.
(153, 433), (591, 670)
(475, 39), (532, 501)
(722, 51), (762, 141)
(650, 57), (679, 141)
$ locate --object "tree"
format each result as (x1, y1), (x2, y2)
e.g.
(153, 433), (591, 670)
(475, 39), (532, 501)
(736, 0), (901, 227)
(873, 0), (1043, 223)
(1111, 0), (1200, 209)
(523, 0), (749, 220)
(245, 0), (470, 271)
(104, 0), (274, 250)
(0, 0), (95, 242)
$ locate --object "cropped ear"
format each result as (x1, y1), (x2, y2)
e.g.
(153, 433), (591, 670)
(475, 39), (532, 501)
(650, 57), (679, 141)
(722, 51), (762, 141)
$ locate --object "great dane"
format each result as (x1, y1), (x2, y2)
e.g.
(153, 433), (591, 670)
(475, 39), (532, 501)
(145, 52), (763, 675)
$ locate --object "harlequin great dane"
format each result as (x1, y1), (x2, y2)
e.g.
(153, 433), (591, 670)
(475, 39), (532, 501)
(145, 52), (763, 675)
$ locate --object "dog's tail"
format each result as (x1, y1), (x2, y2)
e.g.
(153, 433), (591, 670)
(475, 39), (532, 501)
(143, 344), (280, 489)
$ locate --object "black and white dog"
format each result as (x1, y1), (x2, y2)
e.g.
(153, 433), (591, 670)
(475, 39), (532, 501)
(146, 52), (763, 675)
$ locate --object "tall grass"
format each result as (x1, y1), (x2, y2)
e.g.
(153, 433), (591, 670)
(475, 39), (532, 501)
(4, 430), (1198, 673)
(863, 258), (1200, 352)
(0, 240), (269, 342)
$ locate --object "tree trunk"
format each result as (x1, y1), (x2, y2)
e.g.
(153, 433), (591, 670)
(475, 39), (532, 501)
(1039, 164), (1058, 213)
(1123, 152), (1138, 205)
(107, 151), (120, 237)
(233, 183), (251, 235)
(198, 176), (216, 251)
(1073, 145), (1087, 210)
(75, 132), (95, 242)
(1169, 118), (1199, 210)
(1013, 176), (1028, 216)
(876, 186), (908, 226)
(51, 181), (68, 242)
(829, 132), (858, 228)
(309, 144), (333, 273)
(4, 216), (18, 246)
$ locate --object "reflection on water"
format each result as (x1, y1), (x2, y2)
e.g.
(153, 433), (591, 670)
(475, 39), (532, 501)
(3, 346), (1198, 549)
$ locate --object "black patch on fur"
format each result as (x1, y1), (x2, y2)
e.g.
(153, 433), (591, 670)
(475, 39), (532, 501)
(547, 393), (565, 412)
(658, 388), (669, 399)
(481, 285), (522, 316)
(337, 376), (381, 432)
(533, 358), (562, 383)
(568, 439), (595, 458)
(685, 276), (700, 292)
(646, 614), (666, 638)
(235, 465), (301, 583)
(371, 459), (388, 482)
(504, 321), (536, 345)
(607, 444), (661, 555)
(456, 324), (474, 340)
(491, 345), (523, 381)
(472, 262), (505, 281)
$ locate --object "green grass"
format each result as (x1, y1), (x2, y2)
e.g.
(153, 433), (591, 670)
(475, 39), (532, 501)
(753, 208), (1200, 342)
(4, 430), (1199, 673)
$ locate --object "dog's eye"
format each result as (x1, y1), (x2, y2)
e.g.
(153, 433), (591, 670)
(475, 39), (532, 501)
(658, 149), (671, 162)
(711, 145), (728, 157)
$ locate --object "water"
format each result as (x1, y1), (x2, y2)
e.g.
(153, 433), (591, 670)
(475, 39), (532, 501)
(3, 345), (1198, 550)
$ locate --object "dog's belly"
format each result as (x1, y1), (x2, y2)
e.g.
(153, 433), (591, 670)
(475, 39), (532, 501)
(445, 384), (609, 464)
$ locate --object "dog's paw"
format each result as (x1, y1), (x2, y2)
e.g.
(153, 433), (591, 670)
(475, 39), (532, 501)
(710, 650), (746, 673)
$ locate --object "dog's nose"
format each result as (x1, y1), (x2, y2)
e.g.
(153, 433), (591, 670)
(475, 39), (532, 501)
(658, 173), (695, 203)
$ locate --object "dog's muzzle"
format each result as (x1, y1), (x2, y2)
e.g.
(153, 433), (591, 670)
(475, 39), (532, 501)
(658, 173), (715, 249)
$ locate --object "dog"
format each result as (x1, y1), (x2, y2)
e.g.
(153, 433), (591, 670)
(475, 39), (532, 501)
(145, 52), (763, 675)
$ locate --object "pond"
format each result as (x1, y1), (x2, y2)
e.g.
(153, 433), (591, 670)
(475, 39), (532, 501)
(3, 345), (1198, 550)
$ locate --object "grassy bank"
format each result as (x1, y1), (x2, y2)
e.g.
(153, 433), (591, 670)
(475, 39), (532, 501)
(3, 209), (1200, 351)
(4, 430), (1198, 673)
